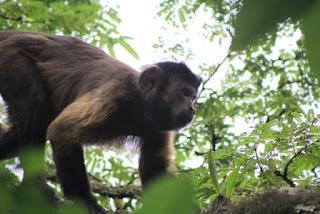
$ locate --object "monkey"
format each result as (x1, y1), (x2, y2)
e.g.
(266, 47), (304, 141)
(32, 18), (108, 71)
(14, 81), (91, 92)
(0, 31), (202, 213)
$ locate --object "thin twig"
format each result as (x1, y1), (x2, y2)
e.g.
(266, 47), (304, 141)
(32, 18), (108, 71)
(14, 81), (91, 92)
(0, 14), (34, 23)
(284, 139), (319, 178)
(274, 170), (295, 187)
(196, 53), (232, 102)
(275, 139), (320, 187)
(254, 148), (263, 173)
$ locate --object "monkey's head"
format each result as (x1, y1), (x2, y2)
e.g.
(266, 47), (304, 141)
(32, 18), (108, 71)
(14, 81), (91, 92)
(139, 62), (202, 130)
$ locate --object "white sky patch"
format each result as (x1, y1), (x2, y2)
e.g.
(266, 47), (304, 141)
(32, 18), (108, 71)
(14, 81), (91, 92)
(228, 117), (254, 136)
(110, 0), (230, 76)
(111, 0), (161, 69)
(271, 29), (302, 59)
(182, 156), (204, 168)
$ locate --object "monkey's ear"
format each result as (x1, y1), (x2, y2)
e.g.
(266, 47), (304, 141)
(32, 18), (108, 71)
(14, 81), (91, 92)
(139, 65), (162, 92)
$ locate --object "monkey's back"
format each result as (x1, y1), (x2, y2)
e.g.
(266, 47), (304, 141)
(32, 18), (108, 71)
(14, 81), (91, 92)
(0, 31), (139, 114)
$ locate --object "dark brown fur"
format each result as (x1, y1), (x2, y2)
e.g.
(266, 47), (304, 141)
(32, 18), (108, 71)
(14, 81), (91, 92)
(0, 31), (202, 213)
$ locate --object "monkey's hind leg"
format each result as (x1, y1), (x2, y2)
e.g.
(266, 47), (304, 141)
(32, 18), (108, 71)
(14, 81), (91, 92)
(0, 50), (57, 204)
(0, 50), (51, 169)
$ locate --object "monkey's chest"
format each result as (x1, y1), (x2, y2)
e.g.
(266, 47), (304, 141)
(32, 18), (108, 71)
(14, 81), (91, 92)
(93, 110), (143, 141)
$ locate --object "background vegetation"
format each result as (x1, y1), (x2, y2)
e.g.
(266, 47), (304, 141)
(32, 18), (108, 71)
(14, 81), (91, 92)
(0, 0), (320, 213)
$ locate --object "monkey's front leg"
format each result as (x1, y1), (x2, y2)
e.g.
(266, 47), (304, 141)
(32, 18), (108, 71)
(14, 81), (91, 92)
(48, 127), (107, 214)
(139, 131), (176, 188)
(50, 143), (97, 206)
(47, 85), (119, 214)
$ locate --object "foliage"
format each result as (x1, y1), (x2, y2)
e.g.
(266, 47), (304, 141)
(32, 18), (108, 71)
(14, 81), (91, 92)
(1, 0), (320, 213)
(0, 149), (88, 214)
(0, 0), (138, 58)
(232, 0), (320, 79)
(155, 0), (320, 212)
(134, 176), (193, 214)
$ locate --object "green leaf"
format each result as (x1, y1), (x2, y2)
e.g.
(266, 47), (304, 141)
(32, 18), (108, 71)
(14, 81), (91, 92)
(178, 7), (186, 23)
(208, 149), (221, 194)
(119, 39), (139, 59)
(134, 176), (193, 214)
(225, 167), (239, 198)
(20, 147), (44, 179)
(59, 202), (88, 214)
(232, 0), (316, 51)
(108, 8), (121, 23)
(14, 185), (55, 214)
(302, 1), (320, 79)
(105, 37), (116, 57)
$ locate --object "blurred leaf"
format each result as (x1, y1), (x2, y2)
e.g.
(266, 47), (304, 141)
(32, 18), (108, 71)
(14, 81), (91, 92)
(232, 0), (316, 51)
(225, 167), (239, 198)
(178, 7), (186, 23)
(14, 185), (55, 214)
(119, 39), (140, 59)
(59, 202), (88, 214)
(20, 148), (44, 179)
(105, 37), (116, 57)
(135, 176), (193, 214)
(302, 1), (320, 79)
(208, 149), (221, 195)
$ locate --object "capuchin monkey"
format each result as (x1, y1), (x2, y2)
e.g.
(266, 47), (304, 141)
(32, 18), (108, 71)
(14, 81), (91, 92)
(0, 31), (202, 213)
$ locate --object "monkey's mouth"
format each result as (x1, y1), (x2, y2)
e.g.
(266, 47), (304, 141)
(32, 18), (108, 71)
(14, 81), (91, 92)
(177, 113), (194, 127)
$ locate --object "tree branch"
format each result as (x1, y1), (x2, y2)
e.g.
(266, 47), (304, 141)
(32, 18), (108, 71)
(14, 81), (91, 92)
(0, 14), (34, 23)
(0, 123), (142, 200)
(206, 188), (320, 214)
(46, 171), (142, 199)
(274, 139), (320, 187)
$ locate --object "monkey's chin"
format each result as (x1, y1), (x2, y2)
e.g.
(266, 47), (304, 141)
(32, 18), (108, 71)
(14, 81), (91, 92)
(156, 112), (194, 130)
(159, 119), (191, 131)
(174, 115), (193, 129)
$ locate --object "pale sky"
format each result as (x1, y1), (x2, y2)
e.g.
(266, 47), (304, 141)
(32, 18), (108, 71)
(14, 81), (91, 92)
(110, 0), (230, 76)
(112, 0), (161, 68)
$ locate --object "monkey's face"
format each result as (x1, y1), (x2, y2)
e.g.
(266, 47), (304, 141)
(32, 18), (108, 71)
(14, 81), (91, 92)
(152, 77), (199, 130)
(139, 63), (202, 130)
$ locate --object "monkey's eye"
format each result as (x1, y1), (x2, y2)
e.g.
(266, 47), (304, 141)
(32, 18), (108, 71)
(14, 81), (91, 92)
(182, 88), (192, 98)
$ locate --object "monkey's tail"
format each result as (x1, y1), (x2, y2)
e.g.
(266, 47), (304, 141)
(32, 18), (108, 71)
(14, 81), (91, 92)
(0, 126), (19, 161)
